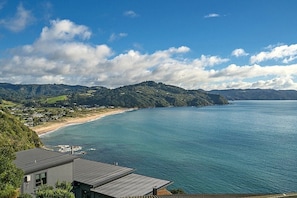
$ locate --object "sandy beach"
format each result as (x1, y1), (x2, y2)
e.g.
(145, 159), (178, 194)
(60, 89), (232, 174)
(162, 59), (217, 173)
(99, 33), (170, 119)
(31, 108), (134, 136)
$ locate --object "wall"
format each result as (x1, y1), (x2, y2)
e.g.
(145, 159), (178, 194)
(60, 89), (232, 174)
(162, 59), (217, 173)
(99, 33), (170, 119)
(73, 182), (92, 198)
(21, 162), (73, 197)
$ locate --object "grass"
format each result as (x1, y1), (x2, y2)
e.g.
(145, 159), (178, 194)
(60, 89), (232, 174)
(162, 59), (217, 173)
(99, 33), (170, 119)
(41, 95), (68, 104)
(0, 100), (19, 108)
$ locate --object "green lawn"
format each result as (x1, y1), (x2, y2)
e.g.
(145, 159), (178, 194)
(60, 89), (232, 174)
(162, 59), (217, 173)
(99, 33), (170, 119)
(41, 95), (68, 104)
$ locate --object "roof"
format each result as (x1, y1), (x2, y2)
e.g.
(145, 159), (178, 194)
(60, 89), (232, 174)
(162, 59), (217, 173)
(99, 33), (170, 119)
(91, 173), (172, 198)
(73, 158), (134, 187)
(15, 148), (78, 174)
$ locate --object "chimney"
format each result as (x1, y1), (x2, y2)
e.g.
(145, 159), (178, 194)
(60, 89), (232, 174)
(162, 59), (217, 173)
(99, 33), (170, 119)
(71, 146), (74, 155)
(153, 187), (158, 195)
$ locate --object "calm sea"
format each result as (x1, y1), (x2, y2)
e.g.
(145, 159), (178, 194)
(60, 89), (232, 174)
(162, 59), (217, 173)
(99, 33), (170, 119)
(41, 100), (297, 194)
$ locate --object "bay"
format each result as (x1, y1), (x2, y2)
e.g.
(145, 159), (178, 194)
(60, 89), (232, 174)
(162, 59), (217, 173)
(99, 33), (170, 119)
(41, 100), (297, 194)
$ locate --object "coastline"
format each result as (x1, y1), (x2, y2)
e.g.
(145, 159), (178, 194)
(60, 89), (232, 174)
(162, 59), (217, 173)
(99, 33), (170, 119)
(31, 108), (135, 137)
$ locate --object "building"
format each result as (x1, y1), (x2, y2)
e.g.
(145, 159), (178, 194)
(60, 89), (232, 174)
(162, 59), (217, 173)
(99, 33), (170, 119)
(15, 148), (78, 196)
(73, 158), (172, 198)
(15, 148), (172, 198)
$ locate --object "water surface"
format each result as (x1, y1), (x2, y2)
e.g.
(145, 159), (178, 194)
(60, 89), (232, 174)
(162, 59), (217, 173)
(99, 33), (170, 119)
(42, 101), (297, 194)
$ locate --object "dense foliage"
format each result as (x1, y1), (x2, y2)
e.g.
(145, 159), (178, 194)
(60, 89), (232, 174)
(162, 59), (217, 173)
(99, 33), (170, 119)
(0, 108), (42, 151)
(79, 81), (228, 107)
(209, 89), (297, 100)
(0, 108), (42, 197)
(35, 181), (74, 198)
(0, 81), (228, 108)
(170, 188), (186, 194)
(0, 83), (93, 102)
(0, 147), (23, 198)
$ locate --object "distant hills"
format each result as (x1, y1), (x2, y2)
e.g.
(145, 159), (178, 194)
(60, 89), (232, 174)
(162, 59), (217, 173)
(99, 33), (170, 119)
(1, 82), (296, 109)
(0, 81), (228, 108)
(209, 89), (297, 100)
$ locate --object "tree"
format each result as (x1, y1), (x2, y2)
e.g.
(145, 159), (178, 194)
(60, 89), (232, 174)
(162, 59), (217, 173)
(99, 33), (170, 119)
(0, 146), (24, 198)
(170, 188), (186, 194)
(35, 181), (74, 198)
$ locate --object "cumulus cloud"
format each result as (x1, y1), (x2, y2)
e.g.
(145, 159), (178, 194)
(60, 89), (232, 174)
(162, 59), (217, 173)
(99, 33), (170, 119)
(204, 13), (220, 18)
(0, 19), (228, 88)
(250, 44), (297, 64)
(231, 48), (249, 57)
(123, 10), (138, 18)
(109, 32), (128, 42)
(207, 63), (297, 90)
(40, 19), (91, 41)
(0, 19), (297, 90)
(0, 3), (34, 32)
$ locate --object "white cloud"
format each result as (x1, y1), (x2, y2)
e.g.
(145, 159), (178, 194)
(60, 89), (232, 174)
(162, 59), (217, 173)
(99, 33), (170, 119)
(123, 10), (138, 18)
(0, 19), (297, 90)
(0, 3), (34, 32)
(109, 32), (128, 42)
(40, 19), (91, 41)
(231, 48), (249, 57)
(250, 44), (297, 64)
(197, 55), (229, 67)
(204, 13), (220, 18)
(204, 76), (297, 90)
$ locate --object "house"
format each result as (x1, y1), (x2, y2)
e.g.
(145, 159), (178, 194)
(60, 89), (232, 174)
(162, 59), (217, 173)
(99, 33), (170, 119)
(73, 158), (172, 198)
(15, 148), (172, 198)
(14, 148), (78, 196)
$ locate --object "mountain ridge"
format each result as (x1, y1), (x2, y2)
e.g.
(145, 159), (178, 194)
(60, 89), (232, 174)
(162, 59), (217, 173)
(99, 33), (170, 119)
(0, 81), (228, 107)
(209, 89), (297, 100)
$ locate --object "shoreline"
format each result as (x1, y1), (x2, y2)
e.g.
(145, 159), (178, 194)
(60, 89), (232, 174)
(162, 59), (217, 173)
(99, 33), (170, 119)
(31, 108), (135, 137)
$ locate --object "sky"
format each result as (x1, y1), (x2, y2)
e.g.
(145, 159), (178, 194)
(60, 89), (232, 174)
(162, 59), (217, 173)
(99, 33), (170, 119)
(1, 0), (297, 90)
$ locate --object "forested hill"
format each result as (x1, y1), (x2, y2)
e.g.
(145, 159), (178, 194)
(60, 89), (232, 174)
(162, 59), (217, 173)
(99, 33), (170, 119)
(0, 81), (228, 107)
(0, 108), (42, 152)
(209, 89), (297, 100)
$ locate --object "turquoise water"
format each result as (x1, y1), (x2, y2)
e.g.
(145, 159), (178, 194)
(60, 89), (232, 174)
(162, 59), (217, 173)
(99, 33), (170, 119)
(41, 101), (297, 194)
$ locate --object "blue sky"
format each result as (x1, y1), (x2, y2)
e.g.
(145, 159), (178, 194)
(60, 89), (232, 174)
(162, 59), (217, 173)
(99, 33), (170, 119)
(1, 0), (297, 90)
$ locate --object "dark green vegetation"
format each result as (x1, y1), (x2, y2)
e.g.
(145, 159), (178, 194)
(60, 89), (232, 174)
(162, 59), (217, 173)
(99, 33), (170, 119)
(0, 109), (42, 197)
(34, 181), (74, 198)
(0, 108), (42, 151)
(170, 188), (186, 194)
(209, 89), (297, 100)
(0, 147), (23, 198)
(0, 81), (228, 108)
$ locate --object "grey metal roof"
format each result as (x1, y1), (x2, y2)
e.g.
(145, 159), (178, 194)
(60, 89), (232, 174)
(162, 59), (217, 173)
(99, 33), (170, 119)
(15, 148), (78, 174)
(91, 173), (172, 198)
(73, 158), (134, 187)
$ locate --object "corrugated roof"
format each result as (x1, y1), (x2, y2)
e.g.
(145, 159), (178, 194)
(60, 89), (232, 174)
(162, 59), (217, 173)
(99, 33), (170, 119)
(91, 173), (172, 198)
(15, 148), (78, 174)
(73, 158), (134, 187)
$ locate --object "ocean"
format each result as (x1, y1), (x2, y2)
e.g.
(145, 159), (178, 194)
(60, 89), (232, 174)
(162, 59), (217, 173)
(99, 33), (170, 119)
(41, 100), (297, 194)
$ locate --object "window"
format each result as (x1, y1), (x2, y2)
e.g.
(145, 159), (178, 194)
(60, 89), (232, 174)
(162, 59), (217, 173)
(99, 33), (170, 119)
(35, 172), (47, 187)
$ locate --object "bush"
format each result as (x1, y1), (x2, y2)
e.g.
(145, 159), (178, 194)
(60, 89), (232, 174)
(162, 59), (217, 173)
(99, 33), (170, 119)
(170, 188), (186, 194)
(35, 181), (74, 198)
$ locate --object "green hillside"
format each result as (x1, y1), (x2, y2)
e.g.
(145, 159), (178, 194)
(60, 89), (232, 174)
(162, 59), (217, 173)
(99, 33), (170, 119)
(0, 81), (228, 108)
(82, 81), (228, 107)
(209, 89), (297, 100)
(0, 108), (42, 152)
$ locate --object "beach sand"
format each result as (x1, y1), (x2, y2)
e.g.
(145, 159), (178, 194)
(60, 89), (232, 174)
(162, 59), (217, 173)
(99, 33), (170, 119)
(31, 108), (134, 136)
